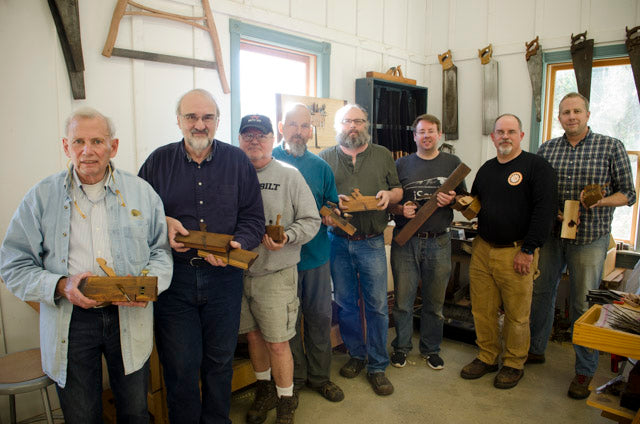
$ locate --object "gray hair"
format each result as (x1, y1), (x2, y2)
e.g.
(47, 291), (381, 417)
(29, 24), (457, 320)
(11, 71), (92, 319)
(333, 104), (369, 133)
(176, 88), (220, 118)
(493, 113), (522, 132)
(65, 107), (115, 138)
(559, 92), (590, 112)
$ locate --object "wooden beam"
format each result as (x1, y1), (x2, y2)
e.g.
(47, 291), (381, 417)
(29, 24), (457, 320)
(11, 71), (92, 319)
(47, 0), (86, 99)
(111, 48), (219, 70)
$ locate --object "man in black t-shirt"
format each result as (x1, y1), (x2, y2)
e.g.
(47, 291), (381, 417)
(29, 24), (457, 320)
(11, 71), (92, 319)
(388, 114), (466, 372)
(460, 114), (556, 390)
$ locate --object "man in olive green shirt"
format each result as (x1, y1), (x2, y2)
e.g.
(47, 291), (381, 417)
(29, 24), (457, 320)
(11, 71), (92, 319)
(319, 104), (402, 396)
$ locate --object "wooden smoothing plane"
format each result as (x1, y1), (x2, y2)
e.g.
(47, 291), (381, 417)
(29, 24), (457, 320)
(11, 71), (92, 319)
(341, 189), (385, 213)
(78, 258), (158, 302)
(319, 201), (357, 236)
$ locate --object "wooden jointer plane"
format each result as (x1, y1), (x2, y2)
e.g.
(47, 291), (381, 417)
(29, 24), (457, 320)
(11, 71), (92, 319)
(175, 227), (258, 270)
(79, 258), (158, 302)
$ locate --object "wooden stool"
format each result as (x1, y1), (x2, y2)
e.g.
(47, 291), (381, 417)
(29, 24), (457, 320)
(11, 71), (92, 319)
(0, 348), (55, 424)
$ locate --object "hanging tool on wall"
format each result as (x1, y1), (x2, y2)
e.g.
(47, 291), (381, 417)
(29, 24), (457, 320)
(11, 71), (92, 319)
(525, 36), (543, 122)
(626, 26), (640, 105)
(438, 50), (458, 141)
(478, 44), (499, 136)
(102, 0), (230, 94)
(570, 31), (594, 101)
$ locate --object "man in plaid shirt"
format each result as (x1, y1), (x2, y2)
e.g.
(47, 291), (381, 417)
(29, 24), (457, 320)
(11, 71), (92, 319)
(528, 92), (636, 399)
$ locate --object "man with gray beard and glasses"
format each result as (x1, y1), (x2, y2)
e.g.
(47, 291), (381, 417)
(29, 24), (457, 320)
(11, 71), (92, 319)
(138, 89), (265, 423)
(319, 104), (402, 396)
(272, 104), (344, 405)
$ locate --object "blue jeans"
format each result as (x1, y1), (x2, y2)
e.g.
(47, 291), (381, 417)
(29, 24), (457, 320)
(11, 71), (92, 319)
(155, 261), (244, 424)
(328, 233), (389, 373)
(529, 234), (609, 376)
(57, 305), (149, 424)
(390, 232), (451, 355)
(290, 261), (334, 388)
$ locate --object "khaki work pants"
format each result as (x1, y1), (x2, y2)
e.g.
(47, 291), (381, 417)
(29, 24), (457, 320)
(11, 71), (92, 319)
(469, 237), (539, 369)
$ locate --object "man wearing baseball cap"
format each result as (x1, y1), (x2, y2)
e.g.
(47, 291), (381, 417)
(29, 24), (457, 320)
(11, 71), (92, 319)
(238, 114), (321, 424)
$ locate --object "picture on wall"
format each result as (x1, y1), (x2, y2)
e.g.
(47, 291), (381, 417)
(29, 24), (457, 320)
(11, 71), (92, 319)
(276, 94), (347, 154)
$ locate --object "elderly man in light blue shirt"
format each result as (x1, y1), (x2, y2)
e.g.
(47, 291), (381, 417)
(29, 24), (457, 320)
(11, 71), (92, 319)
(0, 107), (172, 424)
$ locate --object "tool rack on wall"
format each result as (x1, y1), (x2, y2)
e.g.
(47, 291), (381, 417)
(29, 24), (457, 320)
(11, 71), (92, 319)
(355, 77), (428, 159)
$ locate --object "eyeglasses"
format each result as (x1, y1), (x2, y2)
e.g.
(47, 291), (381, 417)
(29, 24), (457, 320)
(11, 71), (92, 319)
(241, 133), (272, 142)
(181, 113), (217, 124)
(341, 119), (366, 125)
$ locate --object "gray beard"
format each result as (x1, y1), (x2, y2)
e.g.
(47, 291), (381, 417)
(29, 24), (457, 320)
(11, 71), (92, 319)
(497, 144), (513, 155)
(337, 129), (370, 149)
(284, 140), (307, 157)
(186, 134), (213, 154)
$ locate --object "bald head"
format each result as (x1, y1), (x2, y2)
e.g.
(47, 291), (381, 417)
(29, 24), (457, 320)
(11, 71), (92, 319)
(279, 103), (312, 157)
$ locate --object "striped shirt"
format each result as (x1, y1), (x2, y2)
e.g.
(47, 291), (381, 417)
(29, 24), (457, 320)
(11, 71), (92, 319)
(537, 129), (636, 244)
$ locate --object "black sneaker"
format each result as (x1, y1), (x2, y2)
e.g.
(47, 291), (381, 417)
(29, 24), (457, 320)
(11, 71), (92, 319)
(390, 351), (407, 368)
(275, 395), (296, 424)
(367, 372), (394, 396)
(339, 357), (366, 378)
(247, 380), (278, 424)
(426, 353), (444, 370)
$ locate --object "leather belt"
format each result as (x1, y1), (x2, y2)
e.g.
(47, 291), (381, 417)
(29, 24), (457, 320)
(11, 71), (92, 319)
(175, 256), (211, 267)
(416, 230), (449, 239)
(334, 232), (381, 241)
(485, 239), (523, 249)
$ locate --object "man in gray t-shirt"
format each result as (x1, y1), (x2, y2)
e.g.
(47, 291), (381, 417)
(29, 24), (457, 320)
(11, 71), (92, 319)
(388, 114), (466, 372)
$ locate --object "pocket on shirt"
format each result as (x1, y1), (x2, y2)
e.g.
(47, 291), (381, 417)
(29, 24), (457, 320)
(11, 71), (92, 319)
(208, 184), (238, 218)
(124, 222), (149, 266)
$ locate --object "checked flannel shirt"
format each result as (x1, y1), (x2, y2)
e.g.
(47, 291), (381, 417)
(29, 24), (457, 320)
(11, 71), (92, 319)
(537, 128), (636, 245)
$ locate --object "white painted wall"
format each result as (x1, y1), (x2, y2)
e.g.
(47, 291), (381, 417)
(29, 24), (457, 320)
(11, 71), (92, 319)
(0, 0), (638, 419)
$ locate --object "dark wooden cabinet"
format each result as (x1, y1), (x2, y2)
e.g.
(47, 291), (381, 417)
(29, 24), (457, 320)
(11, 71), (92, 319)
(355, 77), (428, 158)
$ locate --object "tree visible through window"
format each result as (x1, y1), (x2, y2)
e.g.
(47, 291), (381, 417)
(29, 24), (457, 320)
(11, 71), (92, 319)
(543, 57), (640, 246)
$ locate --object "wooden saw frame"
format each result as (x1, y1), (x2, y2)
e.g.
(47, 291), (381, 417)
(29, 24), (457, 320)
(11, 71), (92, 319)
(102, 0), (230, 93)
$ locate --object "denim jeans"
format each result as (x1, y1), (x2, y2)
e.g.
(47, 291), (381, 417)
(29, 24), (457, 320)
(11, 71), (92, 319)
(328, 233), (389, 373)
(57, 305), (149, 424)
(529, 234), (609, 376)
(154, 262), (244, 424)
(290, 261), (334, 388)
(390, 231), (451, 355)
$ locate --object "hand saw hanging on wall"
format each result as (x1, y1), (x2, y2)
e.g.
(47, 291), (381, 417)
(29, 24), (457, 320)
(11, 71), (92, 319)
(438, 50), (458, 141)
(478, 44), (498, 136)
(525, 36), (543, 122)
(626, 26), (640, 105)
(571, 31), (594, 101)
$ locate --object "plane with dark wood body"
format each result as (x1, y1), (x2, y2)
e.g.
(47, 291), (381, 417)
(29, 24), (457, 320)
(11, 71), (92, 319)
(175, 231), (233, 253)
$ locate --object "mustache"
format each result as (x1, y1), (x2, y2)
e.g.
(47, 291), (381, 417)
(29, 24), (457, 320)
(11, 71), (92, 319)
(191, 129), (208, 135)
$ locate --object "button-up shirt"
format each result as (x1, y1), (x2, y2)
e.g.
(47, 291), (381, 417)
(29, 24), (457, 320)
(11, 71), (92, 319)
(538, 129), (636, 244)
(0, 165), (173, 386)
(138, 139), (265, 258)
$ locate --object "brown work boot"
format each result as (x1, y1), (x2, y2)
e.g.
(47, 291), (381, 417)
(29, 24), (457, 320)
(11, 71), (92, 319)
(568, 374), (592, 399)
(460, 358), (499, 379)
(339, 357), (366, 378)
(367, 372), (394, 396)
(247, 380), (278, 424)
(525, 352), (546, 364)
(311, 380), (345, 402)
(493, 366), (524, 389)
(275, 395), (296, 424)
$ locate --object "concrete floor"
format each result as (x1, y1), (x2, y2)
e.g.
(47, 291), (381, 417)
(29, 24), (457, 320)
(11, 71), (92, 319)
(229, 329), (617, 424)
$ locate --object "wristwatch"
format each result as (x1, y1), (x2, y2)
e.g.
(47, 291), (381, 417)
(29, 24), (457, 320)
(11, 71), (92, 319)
(521, 246), (535, 255)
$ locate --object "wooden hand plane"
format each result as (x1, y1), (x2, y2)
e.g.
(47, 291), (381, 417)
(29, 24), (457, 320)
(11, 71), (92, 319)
(320, 202), (357, 236)
(266, 214), (285, 243)
(78, 258), (158, 302)
(341, 189), (384, 213)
